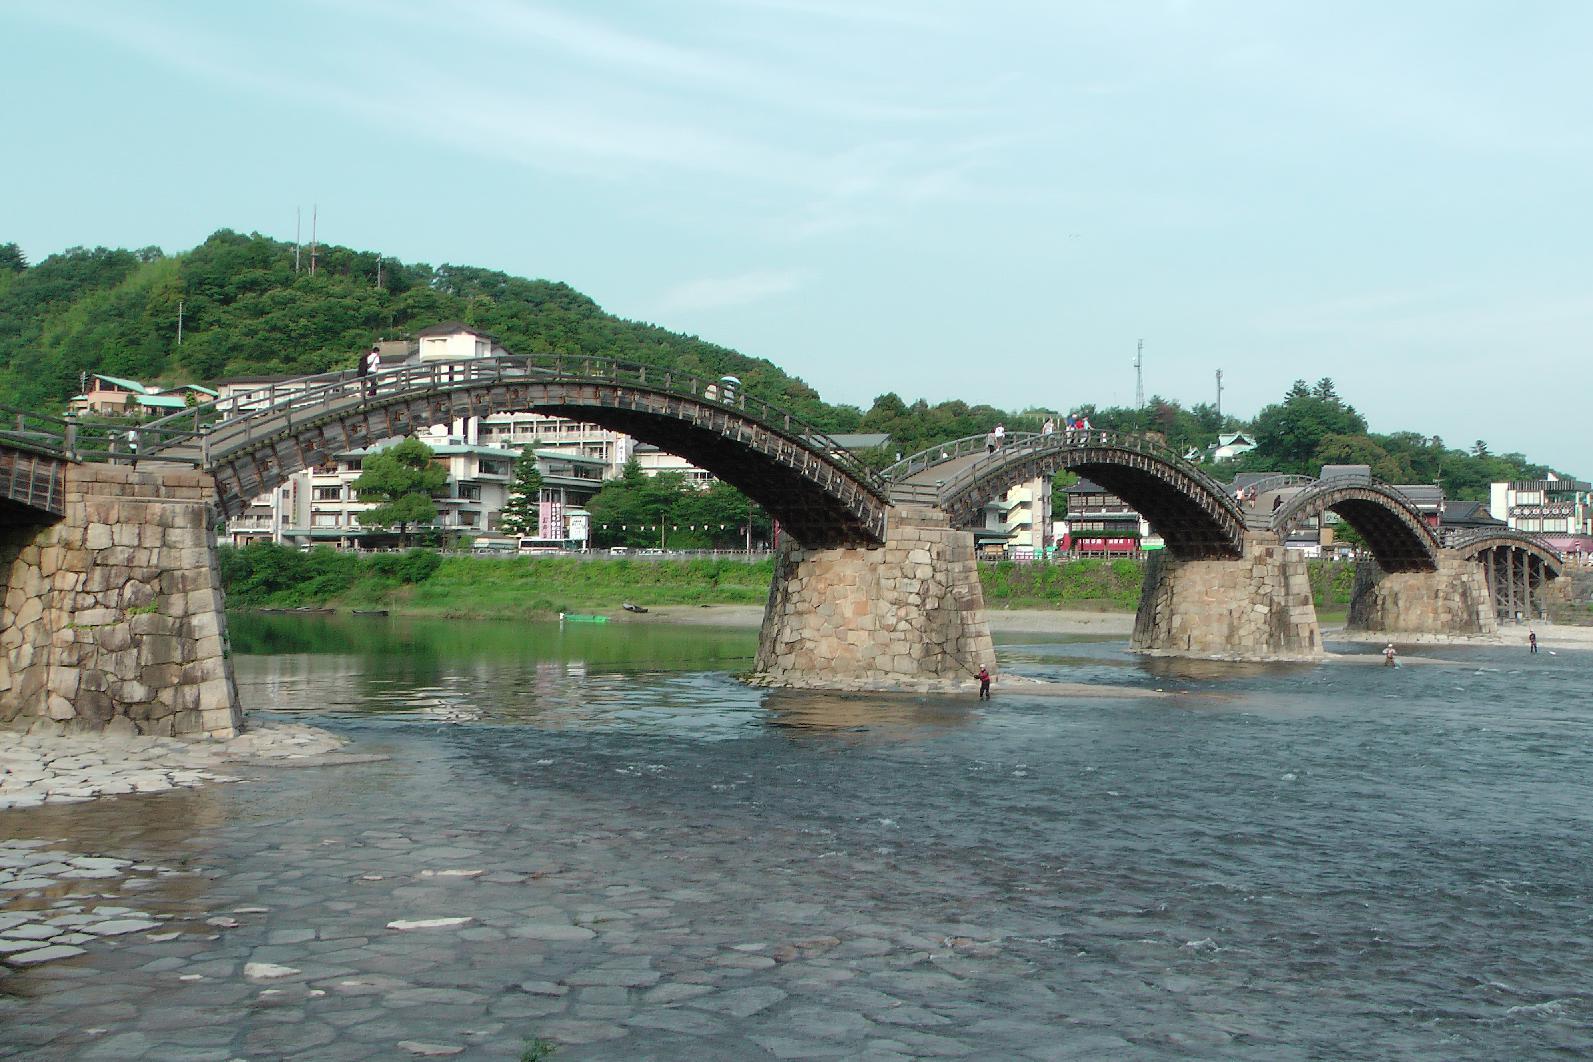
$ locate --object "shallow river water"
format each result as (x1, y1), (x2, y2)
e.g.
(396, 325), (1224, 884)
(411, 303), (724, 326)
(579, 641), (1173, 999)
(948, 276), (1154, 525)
(3, 614), (1592, 1060)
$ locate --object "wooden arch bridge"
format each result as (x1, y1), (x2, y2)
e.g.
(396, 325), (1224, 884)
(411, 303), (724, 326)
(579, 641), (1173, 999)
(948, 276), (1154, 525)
(0, 359), (1570, 737)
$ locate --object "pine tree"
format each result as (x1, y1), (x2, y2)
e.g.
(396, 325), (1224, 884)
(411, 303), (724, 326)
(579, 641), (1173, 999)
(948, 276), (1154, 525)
(352, 438), (448, 543)
(498, 448), (544, 536)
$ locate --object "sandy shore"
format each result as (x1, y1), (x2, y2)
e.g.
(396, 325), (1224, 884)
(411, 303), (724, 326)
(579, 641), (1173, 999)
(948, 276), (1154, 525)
(644, 604), (1137, 636)
(645, 604), (1591, 651)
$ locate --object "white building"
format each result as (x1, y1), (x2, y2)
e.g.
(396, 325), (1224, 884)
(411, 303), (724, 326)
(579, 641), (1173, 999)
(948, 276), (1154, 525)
(278, 434), (517, 546)
(1207, 432), (1257, 462)
(414, 321), (508, 362)
(480, 413), (633, 477)
(631, 443), (714, 488)
(1490, 475), (1593, 554)
(977, 475), (1052, 557)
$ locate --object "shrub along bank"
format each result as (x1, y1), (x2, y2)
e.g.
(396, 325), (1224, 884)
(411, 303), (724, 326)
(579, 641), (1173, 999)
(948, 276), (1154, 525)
(217, 544), (1361, 620)
(217, 544), (775, 617)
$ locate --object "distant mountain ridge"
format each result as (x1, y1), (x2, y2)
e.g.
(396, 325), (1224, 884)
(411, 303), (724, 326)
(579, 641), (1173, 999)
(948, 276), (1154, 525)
(0, 229), (856, 432)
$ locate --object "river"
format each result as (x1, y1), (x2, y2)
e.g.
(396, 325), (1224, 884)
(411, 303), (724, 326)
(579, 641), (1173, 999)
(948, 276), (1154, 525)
(3, 614), (1591, 1059)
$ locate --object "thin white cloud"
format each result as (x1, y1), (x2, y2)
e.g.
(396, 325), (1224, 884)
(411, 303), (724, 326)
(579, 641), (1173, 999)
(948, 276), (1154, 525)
(655, 269), (805, 313)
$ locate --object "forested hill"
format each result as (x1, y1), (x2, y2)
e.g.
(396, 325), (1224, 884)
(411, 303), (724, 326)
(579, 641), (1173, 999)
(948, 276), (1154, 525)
(0, 232), (1564, 498)
(0, 230), (852, 430)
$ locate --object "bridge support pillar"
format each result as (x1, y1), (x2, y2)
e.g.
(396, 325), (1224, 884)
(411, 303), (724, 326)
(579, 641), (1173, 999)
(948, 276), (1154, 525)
(0, 464), (243, 737)
(1347, 554), (1498, 636)
(1132, 534), (1321, 660)
(752, 507), (994, 691)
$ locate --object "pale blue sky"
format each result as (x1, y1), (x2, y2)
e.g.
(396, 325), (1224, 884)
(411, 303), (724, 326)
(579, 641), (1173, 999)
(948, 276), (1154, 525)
(8, 1), (1591, 474)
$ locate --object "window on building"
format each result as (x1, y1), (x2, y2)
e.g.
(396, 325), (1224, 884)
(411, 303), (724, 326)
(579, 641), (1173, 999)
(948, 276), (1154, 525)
(312, 514), (340, 528)
(456, 484), (481, 501)
(314, 486), (342, 501)
(459, 511), (479, 526)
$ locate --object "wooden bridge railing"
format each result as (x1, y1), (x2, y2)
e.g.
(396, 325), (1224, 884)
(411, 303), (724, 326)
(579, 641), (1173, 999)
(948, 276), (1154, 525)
(2, 356), (890, 500)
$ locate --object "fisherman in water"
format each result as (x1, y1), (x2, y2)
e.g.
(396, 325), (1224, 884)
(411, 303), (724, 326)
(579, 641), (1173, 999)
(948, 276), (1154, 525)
(1383, 643), (1398, 667)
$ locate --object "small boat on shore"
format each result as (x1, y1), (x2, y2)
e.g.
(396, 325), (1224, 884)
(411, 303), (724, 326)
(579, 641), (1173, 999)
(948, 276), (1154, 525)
(352, 609), (389, 617)
(291, 607), (335, 615)
(559, 612), (608, 624)
(622, 602), (648, 614)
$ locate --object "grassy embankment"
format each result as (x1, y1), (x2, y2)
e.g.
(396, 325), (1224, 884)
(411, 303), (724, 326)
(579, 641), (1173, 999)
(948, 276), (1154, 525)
(218, 544), (1360, 621)
(219, 545), (774, 619)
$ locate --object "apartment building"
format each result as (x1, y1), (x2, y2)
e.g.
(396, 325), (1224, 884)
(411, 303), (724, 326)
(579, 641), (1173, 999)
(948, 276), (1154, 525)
(973, 475), (1052, 557)
(1490, 475), (1593, 554)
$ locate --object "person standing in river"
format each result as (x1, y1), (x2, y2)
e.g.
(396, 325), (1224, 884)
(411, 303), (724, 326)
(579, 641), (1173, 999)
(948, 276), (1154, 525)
(1383, 643), (1398, 667)
(1529, 630), (1538, 654)
(976, 666), (992, 699)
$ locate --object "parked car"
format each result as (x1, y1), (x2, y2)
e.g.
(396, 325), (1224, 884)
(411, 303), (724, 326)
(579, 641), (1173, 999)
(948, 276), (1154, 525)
(608, 546), (631, 556)
(640, 548), (666, 556)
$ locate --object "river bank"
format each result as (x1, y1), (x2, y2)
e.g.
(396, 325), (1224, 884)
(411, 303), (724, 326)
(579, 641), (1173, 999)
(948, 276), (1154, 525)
(220, 546), (1159, 619)
(645, 603), (1139, 636)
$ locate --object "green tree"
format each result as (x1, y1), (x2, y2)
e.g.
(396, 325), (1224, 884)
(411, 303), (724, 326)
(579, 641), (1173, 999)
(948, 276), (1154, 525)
(498, 448), (545, 536)
(0, 243), (25, 272)
(352, 437), (448, 542)
(1248, 379), (1369, 473)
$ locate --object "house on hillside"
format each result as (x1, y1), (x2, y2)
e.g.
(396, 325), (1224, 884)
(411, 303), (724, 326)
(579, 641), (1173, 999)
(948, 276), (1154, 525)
(68, 374), (216, 417)
(1206, 432), (1257, 462)
(414, 322), (509, 362)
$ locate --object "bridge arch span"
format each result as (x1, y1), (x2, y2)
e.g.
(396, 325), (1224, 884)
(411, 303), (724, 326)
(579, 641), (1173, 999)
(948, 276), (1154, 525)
(1270, 480), (1439, 572)
(1445, 528), (1564, 575)
(140, 358), (889, 548)
(917, 433), (1247, 560)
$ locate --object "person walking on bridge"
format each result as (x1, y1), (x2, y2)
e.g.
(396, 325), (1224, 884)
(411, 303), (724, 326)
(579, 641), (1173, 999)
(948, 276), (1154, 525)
(363, 345), (380, 396)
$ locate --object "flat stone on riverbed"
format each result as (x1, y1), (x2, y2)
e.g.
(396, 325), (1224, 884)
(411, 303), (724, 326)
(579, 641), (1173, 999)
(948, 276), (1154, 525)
(7, 945), (86, 965)
(244, 962), (302, 980)
(691, 985), (789, 1017)
(84, 919), (162, 936)
(511, 922), (596, 941)
(397, 1041), (464, 1057)
(386, 917), (473, 931)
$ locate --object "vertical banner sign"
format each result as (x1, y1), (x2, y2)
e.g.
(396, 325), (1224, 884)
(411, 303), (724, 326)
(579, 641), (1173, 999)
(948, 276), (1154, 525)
(539, 498), (565, 541)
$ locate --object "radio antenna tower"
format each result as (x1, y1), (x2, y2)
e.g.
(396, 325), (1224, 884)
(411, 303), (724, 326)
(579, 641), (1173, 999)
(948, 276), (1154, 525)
(1134, 339), (1144, 408)
(309, 204), (319, 276)
(1215, 368), (1224, 417)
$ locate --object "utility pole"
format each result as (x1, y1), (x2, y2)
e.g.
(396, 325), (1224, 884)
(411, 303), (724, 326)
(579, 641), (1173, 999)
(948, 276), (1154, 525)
(1134, 339), (1144, 408)
(294, 207), (301, 273)
(1215, 369), (1224, 417)
(309, 204), (319, 276)
(375, 256), (383, 289)
(176, 300), (184, 346)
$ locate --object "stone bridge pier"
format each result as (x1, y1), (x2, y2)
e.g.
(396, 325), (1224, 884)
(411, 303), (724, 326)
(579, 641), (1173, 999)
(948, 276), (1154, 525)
(1347, 555), (1497, 637)
(1132, 533), (1322, 660)
(752, 506), (995, 691)
(0, 464), (242, 737)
